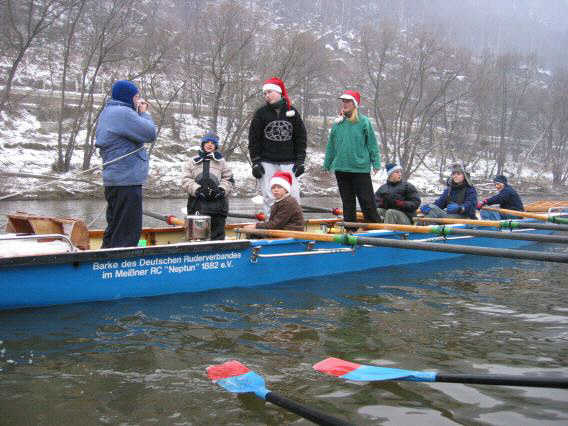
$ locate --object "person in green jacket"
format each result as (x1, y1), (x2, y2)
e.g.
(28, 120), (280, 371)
(324, 90), (381, 226)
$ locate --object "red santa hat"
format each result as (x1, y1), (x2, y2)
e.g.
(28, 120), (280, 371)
(338, 90), (361, 108)
(262, 77), (295, 117)
(270, 170), (293, 193)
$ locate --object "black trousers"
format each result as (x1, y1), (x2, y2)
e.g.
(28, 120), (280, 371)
(210, 215), (226, 240)
(335, 171), (379, 223)
(102, 185), (143, 248)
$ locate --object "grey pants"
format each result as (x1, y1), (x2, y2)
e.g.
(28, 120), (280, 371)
(424, 204), (470, 220)
(377, 208), (412, 225)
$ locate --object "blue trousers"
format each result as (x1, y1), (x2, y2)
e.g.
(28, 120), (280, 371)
(480, 210), (521, 221)
(102, 185), (143, 248)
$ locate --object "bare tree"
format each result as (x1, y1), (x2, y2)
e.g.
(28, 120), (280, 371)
(0, 0), (69, 112)
(193, 1), (260, 134)
(55, 0), (88, 171)
(536, 68), (568, 185)
(359, 22), (467, 179)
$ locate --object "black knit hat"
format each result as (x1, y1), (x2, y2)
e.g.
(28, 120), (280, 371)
(493, 175), (507, 184)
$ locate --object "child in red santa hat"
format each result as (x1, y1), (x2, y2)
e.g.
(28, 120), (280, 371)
(244, 171), (304, 231)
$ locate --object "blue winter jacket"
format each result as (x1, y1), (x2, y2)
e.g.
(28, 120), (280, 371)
(434, 183), (478, 219)
(95, 99), (157, 186)
(485, 185), (524, 211)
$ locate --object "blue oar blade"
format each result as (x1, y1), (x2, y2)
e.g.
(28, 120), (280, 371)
(207, 360), (269, 398)
(314, 357), (436, 382)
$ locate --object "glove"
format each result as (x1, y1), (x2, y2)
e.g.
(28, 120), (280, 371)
(211, 187), (225, 200)
(477, 199), (488, 209)
(252, 162), (265, 179)
(292, 162), (305, 177)
(446, 202), (462, 214)
(195, 187), (207, 200)
(394, 200), (406, 209)
(420, 205), (431, 214)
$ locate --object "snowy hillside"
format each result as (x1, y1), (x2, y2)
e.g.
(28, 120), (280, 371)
(0, 106), (555, 203)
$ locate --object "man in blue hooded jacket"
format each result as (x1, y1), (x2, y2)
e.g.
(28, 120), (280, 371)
(95, 80), (156, 248)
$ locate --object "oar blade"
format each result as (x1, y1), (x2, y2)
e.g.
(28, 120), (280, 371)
(207, 360), (269, 397)
(314, 357), (436, 382)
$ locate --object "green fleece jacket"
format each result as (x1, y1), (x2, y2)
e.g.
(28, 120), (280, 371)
(323, 114), (381, 173)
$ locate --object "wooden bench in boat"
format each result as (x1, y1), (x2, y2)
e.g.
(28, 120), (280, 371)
(6, 212), (90, 250)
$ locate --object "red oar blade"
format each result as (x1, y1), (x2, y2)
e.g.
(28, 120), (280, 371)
(314, 357), (437, 382)
(207, 360), (269, 398)
(313, 357), (361, 377)
(207, 360), (250, 380)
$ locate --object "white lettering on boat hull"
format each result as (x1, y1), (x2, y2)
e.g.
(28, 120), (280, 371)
(93, 251), (242, 280)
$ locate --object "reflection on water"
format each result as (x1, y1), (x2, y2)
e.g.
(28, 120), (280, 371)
(0, 199), (568, 425)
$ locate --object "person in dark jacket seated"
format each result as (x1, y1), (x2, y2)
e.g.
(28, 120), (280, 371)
(477, 175), (524, 220)
(420, 164), (478, 220)
(243, 171), (304, 232)
(375, 163), (421, 224)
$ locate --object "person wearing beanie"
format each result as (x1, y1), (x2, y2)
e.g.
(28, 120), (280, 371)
(95, 79), (156, 248)
(420, 163), (478, 219)
(375, 163), (421, 224)
(248, 77), (307, 217)
(477, 175), (524, 220)
(182, 132), (234, 240)
(323, 90), (381, 227)
(243, 171), (304, 231)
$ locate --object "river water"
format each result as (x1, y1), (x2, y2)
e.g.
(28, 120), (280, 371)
(1, 198), (567, 425)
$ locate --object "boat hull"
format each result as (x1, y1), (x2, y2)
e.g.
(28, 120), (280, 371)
(0, 227), (554, 310)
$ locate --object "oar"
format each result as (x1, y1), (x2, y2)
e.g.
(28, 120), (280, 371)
(237, 228), (568, 263)
(416, 216), (568, 232)
(226, 212), (266, 220)
(341, 222), (568, 244)
(144, 210), (265, 225)
(482, 206), (568, 225)
(143, 210), (185, 226)
(207, 360), (352, 426)
(301, 204), (341, 214)
(301, 205), (364, 220)
(313, 357), (568, 389)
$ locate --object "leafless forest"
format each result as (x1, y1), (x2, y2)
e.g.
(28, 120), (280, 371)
(2, 0), (568, 184)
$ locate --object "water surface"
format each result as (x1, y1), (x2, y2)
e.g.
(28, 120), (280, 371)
(0, 199), (567, 425)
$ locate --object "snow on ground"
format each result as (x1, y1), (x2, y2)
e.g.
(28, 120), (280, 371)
(0, 107), (558, 201)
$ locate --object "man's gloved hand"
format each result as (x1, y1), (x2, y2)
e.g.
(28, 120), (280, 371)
(292, 162), (305, 177)
(381, 192), (392, 207)
(252, 162), (265, 179)
(211, 187), (225, 200)
(394, 199), (406, 209)
(447, 202), (462, 214)
(420, 205), (431, 214)
(195, 187), (207, 200)
(477, 199), (488, 209)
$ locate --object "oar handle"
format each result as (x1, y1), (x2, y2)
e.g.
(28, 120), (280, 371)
(227, 212), (265, 220)
(436, 373), (568, 389)
(266, 391), (353, 426)
(301, 204), (343, 215)
(143, 210), (184, 226)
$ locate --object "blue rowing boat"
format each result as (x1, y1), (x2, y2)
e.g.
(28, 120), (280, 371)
(0, 218), (559, 311)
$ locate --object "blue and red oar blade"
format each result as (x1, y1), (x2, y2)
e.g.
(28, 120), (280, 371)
(313, 357), (436, 382)
(207, 360), (269, 398)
